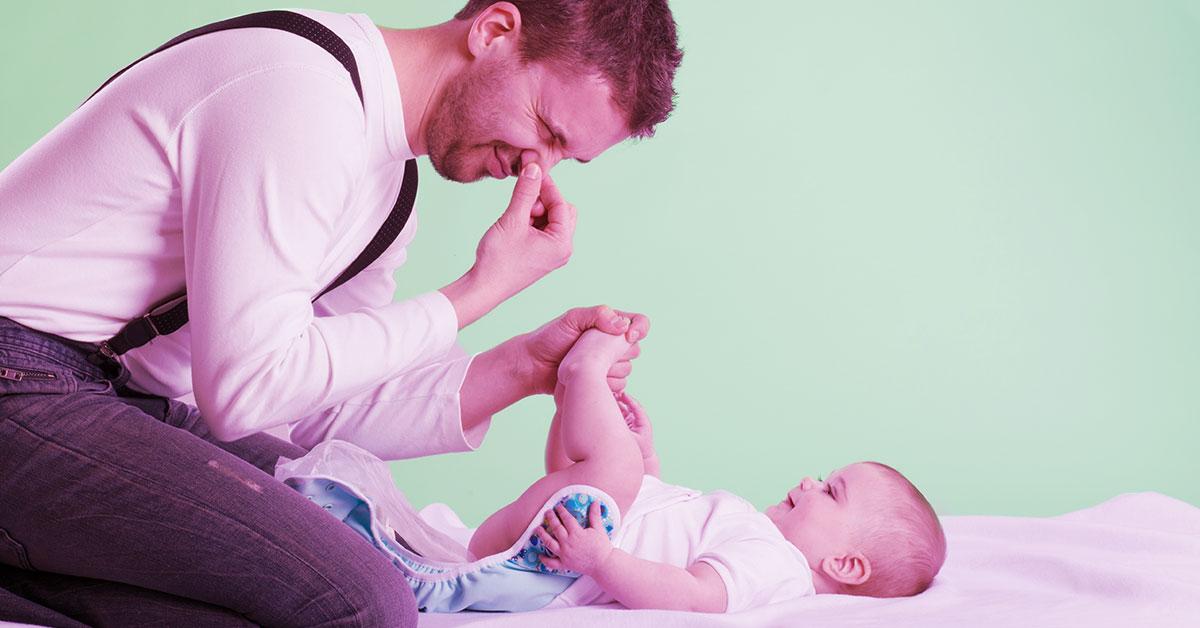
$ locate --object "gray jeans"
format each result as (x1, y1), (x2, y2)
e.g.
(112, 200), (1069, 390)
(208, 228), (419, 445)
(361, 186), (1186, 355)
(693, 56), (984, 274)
(0, 316), (417, 627)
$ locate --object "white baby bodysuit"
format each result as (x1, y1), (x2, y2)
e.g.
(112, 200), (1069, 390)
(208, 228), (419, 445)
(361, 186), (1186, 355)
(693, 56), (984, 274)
(546, 475), (816, 612)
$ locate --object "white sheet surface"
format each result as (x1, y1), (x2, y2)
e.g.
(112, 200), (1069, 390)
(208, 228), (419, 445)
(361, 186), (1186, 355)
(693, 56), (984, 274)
(418, 492), (1200, 627)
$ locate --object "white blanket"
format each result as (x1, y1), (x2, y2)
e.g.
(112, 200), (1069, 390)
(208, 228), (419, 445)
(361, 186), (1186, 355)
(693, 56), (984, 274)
(418, 492), (1200, 627)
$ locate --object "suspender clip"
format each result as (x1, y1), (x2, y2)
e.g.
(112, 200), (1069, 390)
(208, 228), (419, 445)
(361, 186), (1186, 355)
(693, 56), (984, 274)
(98, 341), (118, 360)
(141, 312), (162, 338)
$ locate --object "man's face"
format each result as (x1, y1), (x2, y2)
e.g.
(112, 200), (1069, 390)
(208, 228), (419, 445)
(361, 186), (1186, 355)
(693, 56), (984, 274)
(426, 57), (631, 183)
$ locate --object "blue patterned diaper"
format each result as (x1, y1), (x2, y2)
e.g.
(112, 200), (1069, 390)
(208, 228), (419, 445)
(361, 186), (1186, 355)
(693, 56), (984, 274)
(287, 477), (619, 612)
(509, 492), (616, 575)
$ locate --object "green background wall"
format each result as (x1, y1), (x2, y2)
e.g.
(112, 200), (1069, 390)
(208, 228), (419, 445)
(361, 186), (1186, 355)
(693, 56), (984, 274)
(3, 1), (1197, 525)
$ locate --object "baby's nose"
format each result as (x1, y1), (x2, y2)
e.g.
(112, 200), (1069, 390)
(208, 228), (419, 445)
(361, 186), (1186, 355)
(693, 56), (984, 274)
(799, 477), (816, 491)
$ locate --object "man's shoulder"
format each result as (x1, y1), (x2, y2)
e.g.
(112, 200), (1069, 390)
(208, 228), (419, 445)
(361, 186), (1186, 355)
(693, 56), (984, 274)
(108, 10), (375, 112)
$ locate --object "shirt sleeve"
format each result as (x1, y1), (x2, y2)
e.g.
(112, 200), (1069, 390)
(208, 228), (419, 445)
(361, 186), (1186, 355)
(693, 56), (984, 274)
(286, 346), (491, 460)
(287, 252), (493, 458)
(694, 513), (816, 612)
(172, 64), (459, 441)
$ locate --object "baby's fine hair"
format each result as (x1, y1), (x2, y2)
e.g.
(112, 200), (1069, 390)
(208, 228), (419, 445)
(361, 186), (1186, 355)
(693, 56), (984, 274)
(845, 462), (946, 597)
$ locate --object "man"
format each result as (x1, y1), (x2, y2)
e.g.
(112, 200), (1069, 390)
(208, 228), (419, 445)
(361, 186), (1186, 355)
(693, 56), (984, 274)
(0, 1), (682, 625)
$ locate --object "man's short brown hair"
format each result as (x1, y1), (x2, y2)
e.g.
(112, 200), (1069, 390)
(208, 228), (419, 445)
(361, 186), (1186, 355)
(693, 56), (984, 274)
(455, 0), (683, 138)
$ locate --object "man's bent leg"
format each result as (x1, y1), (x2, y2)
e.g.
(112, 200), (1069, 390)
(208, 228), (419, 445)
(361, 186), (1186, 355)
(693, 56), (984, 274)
(0, 388), (416, 627)
(0, 563), (254, 627)
(113, 384), (307, 477)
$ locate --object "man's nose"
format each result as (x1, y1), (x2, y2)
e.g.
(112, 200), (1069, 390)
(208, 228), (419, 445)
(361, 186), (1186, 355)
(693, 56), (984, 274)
(522, 147), (562, 174)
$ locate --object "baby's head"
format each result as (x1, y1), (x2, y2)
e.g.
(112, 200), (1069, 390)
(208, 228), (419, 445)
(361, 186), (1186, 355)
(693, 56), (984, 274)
(764, 461), (945, 597)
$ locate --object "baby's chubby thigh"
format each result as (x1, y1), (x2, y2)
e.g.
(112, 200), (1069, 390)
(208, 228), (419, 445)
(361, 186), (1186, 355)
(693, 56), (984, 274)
(468, 330), (641, 560)
(467, 448), (642, 560)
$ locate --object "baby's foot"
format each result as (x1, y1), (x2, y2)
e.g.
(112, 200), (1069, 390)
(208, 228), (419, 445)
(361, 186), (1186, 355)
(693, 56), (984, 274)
(558, 329), (632, 384)
(617, 391), (656, 460)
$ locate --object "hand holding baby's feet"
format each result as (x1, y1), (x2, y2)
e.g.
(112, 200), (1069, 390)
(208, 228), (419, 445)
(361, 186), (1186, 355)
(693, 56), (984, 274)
(558, 329), (633, 384)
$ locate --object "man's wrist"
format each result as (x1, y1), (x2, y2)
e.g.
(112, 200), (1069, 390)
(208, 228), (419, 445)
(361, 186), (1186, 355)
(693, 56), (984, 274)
(496, 334), (541, 399)
(460, 340), (536, 433)
(439, 267), (509, 330)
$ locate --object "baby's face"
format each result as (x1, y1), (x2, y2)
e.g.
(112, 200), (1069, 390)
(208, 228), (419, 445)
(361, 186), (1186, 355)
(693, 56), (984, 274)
(764, 462), (893, 564)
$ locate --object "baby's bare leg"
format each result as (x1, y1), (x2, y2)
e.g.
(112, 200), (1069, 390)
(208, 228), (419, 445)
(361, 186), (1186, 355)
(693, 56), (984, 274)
(543, 385), (574, 474)
(470, 331), (644, 559)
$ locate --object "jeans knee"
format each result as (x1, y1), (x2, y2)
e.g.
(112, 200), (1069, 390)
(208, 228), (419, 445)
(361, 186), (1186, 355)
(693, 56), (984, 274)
(316, 546), (417, 628)
(357, 569), (418, 628)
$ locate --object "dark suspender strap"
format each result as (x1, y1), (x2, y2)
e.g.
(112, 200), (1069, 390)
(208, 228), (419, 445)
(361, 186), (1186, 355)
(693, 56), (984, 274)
(97, 11), (418, 359)
(316, 158), (418, 302)
(84, 10), (363, 107)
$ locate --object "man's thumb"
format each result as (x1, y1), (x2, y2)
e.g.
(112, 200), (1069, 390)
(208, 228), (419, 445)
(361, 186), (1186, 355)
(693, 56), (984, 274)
(566, 305), (628, 335)
(500, 162), (542, 225)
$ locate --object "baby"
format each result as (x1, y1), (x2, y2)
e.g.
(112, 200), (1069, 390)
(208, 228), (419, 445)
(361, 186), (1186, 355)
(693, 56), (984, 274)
(465, 329), (948, 612)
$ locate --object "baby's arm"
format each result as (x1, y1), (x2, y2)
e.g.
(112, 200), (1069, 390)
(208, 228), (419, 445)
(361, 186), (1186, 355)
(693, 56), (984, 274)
(539, 502), (727, 612)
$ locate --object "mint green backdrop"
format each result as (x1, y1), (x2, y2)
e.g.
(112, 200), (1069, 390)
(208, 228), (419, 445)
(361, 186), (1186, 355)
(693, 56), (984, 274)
(3, 1), (1197, 525)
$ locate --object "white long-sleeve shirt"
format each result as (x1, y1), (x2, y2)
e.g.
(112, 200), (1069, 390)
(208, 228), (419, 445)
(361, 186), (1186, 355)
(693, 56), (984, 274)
(0, 9), (490, 459)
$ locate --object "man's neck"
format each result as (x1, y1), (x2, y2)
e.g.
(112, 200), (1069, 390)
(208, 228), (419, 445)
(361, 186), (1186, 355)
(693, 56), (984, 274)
(378, 21), (466, 157)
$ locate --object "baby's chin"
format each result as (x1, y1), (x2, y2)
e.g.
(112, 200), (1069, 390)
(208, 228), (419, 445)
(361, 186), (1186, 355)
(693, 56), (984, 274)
(763, 503), (788, 526)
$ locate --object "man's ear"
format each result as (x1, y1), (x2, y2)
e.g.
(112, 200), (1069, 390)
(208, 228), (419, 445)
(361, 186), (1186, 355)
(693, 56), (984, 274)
(819, 552), (872, 588)
(466, 1), (522, 59)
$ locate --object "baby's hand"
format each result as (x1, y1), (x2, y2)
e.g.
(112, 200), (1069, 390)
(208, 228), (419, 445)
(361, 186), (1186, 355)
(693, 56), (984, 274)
(536, 501), (613, 575)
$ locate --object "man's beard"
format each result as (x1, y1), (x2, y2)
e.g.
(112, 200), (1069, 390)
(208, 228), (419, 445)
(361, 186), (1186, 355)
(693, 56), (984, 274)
(425, 60), (512, 183)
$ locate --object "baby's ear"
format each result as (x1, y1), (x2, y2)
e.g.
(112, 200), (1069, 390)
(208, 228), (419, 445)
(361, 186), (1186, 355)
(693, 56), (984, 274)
(820, 552), (872, 588)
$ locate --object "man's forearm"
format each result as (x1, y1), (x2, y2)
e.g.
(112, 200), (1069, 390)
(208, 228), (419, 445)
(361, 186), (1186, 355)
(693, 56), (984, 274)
(459, 338), (537, 434)
(439, 269), (511, 330)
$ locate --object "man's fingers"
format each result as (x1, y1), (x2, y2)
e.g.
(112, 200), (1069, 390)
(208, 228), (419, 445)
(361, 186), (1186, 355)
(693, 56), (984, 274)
(499, 162), (543, 227)
(619, 343), (642, 362)
(565, 305), (627, 335)
(539, 171), (567, 208)
(541, 196), (577, 239)
(616, 310), (650, 343)
(566, 306), (647, 340)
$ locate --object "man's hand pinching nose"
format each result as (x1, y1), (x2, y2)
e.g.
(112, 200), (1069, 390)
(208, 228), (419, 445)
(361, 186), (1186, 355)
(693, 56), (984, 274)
(480, 160), (577, 286)
(439, 158), (579, 329)
(520, 151), (554, 228)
